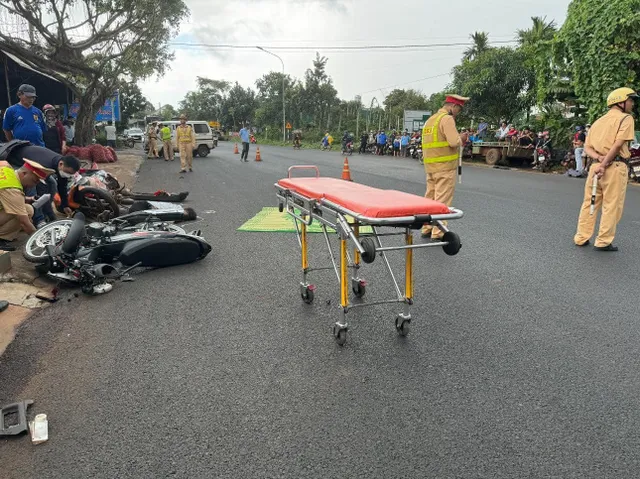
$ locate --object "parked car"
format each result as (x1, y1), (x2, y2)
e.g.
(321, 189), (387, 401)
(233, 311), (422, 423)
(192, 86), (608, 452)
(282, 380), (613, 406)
(144, 120), (215, 158)
(125, 128), (144, 142)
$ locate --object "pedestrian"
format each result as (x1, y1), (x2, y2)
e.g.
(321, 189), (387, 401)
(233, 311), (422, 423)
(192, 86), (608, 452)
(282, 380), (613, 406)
(573, 126), (586, 173)
(239, 123), (250, 161)
(573, 87), (638, 252)
(105, 120), (117, 149)
(401, 132), (410, 157)
(147, 121), (159, 159)
(41, 105), (67, 154)
(393, 134), (400, 157)
(0, 158), (55, 250)
(2, 84), (46, 147)
(160, 123), (173, 161)
(420, 94), (469, 240)
(359, 132), (368, 154)
(176, 114), (195, 173)
(63, 117), (75, 146)
(377, 130), (387, 155)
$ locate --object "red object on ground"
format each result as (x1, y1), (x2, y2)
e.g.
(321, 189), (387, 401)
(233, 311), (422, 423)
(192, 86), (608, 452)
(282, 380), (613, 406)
(65, 144), (118, 164)
(277, 177), (451, 218)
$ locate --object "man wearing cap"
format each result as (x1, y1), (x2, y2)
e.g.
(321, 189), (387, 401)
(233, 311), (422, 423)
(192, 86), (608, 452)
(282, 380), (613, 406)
(421, 94), (469, 240)
(0, 159), (54, 250)
(2, 84), (47, 148)
(147, 121), (159, 159)
(176, 114), (195, 172)
(574, 87), (638, 252)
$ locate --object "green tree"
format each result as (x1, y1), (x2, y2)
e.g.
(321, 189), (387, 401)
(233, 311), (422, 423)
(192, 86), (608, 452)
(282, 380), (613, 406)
(0, 0), (189, 144)
(161, 104), (178, 120)
(557, 0), (640, 119)
(463, 32), (490, 61)
(452, 47), (535, 124)
(179, 77), (230, 121)
(118, 82), (148, 130)
(222, 82), (257, 129)
(383, 89), (429, 128)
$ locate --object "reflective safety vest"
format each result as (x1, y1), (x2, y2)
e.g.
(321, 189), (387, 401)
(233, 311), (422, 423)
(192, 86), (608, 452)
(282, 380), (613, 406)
(0, 166), (23, 191)
(422, 111), (459, 164)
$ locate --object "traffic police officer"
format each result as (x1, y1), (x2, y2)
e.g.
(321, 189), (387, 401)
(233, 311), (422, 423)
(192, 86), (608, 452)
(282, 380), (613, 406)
(574, 87), (638, 252)
(421, 94), (469, 240)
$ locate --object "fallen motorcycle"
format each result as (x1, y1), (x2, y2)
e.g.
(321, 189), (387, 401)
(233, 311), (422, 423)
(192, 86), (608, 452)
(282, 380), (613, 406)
(36, 212), (211, 295)
(24, 205), (197, 263)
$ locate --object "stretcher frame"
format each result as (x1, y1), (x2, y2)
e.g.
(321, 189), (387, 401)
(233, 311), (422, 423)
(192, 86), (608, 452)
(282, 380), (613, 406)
(275, 166), (464, 345)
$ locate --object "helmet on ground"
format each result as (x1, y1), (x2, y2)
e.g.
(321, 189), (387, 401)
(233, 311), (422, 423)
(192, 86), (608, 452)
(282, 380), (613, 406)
(607, 87), (639, 107)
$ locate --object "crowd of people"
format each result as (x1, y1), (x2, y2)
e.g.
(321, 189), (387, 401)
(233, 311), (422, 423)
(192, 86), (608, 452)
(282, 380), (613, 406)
(0, 83), (82, 251)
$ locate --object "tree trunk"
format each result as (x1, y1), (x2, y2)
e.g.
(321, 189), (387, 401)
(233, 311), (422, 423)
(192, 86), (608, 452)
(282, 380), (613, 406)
(74, 89), (109, 146)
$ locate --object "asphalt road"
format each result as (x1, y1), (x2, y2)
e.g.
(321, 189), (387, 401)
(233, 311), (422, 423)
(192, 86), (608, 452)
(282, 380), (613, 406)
(3, 143), (640, 478)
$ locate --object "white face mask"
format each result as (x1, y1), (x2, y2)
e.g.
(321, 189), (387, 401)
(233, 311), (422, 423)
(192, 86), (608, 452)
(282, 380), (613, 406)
(58, 170), (73, 179)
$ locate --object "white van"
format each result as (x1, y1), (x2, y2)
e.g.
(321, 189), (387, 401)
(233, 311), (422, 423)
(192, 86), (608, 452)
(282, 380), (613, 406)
(146, 121), (215, 157)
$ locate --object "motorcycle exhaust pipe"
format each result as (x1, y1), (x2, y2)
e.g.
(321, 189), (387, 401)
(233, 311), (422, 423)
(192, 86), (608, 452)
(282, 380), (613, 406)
(89, 264), (120, 279)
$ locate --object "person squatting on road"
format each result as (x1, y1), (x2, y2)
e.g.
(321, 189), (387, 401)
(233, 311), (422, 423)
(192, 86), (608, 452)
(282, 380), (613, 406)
(420, 94), (469, 240)
(0, 159), (55, 251)
(177, 114), (195, 173)
(573, 87), (638, 252)
(239, 124), (250, 161)
(160, 123), (173, 161)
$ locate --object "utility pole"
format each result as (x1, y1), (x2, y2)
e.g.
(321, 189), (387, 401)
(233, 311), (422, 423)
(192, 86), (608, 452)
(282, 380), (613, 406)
(257, 46), (286, 142)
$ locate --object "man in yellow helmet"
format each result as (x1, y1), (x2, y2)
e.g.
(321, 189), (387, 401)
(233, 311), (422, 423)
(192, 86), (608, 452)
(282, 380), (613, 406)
(573, 87), (638, 252)
(420, 94), (469, 240)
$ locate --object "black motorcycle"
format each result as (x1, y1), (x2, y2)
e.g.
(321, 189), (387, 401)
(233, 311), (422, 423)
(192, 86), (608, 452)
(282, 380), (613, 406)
(24, 206), (197, 264)
(37, 212), (211, 294)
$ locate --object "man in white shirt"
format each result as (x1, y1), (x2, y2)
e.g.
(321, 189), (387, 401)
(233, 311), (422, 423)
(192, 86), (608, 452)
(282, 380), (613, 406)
(495, 121), (509, 141)
(105, 121), (117, 149)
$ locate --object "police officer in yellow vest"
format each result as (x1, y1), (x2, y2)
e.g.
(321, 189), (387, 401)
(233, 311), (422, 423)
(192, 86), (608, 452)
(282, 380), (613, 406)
(421, 94), (469, 240)
(0, 158), (55, 251)
(574, 87), (638, 252)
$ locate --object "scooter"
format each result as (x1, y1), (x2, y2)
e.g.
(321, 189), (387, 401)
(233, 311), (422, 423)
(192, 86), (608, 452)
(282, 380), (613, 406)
(341, 141), (354, 156)
(628, 143), (640, 182)
(38, 212), (211, 295)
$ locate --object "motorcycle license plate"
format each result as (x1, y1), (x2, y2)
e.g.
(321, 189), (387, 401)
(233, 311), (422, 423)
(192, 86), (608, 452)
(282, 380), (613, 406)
(538, 155), (545, 161)
(633, 166), (640, 174)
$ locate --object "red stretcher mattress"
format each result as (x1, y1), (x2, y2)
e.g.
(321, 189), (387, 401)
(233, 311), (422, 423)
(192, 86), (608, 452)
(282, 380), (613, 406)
(277, 177), (451, 218)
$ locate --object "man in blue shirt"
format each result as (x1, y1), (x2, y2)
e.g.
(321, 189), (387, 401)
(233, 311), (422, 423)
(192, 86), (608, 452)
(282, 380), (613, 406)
(239, 124), (250, 162)
(2, 84), (46, 147)
(376, 130), (387, 155)
(400, 132), (410, 157)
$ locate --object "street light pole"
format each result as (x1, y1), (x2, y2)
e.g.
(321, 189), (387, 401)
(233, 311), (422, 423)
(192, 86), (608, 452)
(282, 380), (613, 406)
(257, 46), (286, 143)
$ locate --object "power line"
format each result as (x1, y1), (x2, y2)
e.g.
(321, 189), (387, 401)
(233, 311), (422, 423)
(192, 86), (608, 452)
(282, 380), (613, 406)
(169, 40), (517, 51)
(358, 72), (452, 95)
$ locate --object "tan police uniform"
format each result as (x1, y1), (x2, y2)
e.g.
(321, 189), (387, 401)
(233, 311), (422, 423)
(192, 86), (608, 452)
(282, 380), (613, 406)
(176, 123), (196, 171)
(574, 108), (635, 247)
(147, 123), (159, 158)
(420, 96), (467, 239)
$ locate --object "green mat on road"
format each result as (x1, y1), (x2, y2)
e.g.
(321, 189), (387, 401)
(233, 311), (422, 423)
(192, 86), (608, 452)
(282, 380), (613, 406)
(238, 207), (372, 233)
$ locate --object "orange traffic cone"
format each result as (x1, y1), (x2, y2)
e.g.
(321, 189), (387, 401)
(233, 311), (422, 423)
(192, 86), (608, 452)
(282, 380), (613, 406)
(255, 147), (262, 162)
(234, 143), (239, 154)
(341, 157), (352, 181)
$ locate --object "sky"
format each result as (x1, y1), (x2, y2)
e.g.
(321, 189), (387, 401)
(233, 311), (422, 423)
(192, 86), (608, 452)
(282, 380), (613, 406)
(139, 0), (573, 111)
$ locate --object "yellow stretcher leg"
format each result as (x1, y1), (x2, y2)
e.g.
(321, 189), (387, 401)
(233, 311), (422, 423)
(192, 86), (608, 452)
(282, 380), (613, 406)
(340, 238), (349, 309)
(301, 221), (308, 271)
(405, 230), (413, 301)
(353, 224), (360, 266)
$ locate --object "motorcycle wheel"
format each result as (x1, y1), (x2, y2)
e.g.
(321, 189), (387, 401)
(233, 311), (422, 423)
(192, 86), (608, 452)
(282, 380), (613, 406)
(75, 187), (120, 221)
(23, 219), (74, 263)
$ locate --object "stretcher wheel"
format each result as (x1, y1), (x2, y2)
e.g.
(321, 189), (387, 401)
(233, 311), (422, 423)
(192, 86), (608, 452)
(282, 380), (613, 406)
(442, 231), (461, 256)
(352, 279), (366, 298)
(278, 202), (284, 213)
(333, 326), (348, 346)
(301, 288), (314, 304)
(395, 316), (411, 336)
(360, 237), (377, 264)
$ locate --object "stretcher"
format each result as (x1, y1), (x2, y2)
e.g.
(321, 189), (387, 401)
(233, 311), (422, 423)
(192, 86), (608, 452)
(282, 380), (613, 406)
(275, 166), (464, 345)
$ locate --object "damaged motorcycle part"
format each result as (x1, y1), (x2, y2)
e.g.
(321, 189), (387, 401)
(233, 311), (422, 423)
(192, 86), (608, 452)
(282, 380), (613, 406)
(0, 400), (34, 436)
